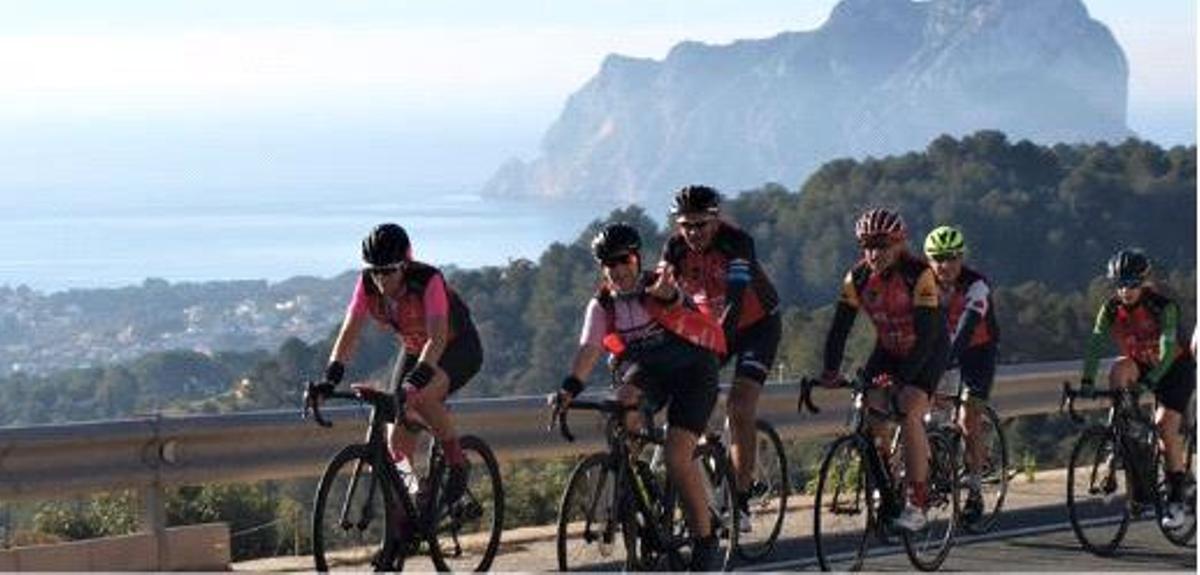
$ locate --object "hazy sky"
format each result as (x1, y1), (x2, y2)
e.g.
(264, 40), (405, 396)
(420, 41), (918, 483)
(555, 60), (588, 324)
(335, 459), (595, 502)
(0, 0), (1194, 195)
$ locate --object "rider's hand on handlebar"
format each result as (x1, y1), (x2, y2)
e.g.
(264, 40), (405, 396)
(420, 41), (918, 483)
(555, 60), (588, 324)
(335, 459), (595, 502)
(820, 369), (841, 389)
(1078, 377), (1096, 399)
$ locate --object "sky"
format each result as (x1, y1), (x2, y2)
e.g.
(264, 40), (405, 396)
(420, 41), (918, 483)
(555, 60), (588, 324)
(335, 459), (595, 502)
(0, 0), (1194, 198)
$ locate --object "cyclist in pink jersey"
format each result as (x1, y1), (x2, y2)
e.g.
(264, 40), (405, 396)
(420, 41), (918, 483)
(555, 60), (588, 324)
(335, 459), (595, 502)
(316, 223), (482, 506)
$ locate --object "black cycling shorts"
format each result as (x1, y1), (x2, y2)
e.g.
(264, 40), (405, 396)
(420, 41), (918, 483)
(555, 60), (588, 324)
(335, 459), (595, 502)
(960, 343), (997, 401)
(389, 325), (483, 396)
(1139, 354), (1196, 415)
(726, 312), (782, 385)
(619, 335), (720, 436)
(864, 333), (949, 395)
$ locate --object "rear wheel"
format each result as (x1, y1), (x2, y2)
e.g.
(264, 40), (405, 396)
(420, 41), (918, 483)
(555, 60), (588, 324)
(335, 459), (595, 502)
(312, 445), (404, 572)
(427, 435), (504, 572)
(813, 435), (873, 572)
(734, 420), (789, 562)
(960, 405), (1009, 534)
(1157, 426), (1197, 546)
(1067, 426), (1132, 556)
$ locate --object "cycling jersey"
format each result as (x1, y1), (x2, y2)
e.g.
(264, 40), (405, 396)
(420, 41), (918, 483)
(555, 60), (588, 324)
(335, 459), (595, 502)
(940, 266), (999, 353)
(580, 271), (726, 357)
(1083, 287), (1186, 385)
(348, 261), (474, 351)
(661, 222), (780, 332)
(825, 252), (945, 388)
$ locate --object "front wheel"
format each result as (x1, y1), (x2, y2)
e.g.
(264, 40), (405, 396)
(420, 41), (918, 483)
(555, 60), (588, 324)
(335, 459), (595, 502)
(1067, 426), (1132, 556)
(427, 435), (504, 572)
(734, 420), (789, 562)
(960, 405), (1009, 534)
(556, 453), (627, 571)
(312, 444), (404, 572)
(813, 435), (874, 572)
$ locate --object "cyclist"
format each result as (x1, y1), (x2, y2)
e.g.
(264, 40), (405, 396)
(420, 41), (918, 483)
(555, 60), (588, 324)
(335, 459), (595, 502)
(818, 208), (948, 532)
(659, 184), (781, 531)
(923, 225), (1000, 527)
(318, 223), (483, 508)
(1080, 248), (1195, 529)
(556, 222), (726, 571)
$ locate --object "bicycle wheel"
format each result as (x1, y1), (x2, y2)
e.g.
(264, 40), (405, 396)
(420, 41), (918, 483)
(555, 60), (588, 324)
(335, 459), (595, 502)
(557, 453), (628, 571)
(1157, 426), (1197, 546)
(735, 419), (789, 561)
(960, 405), (1008, 534)
(1067, 426), (1132, 556)
(813, 435), (874, 572)
(313, 444), (405, 572)
(427, 435), (504, 572)
(697, 441), (740, 571)
(902, 428), (958, 571)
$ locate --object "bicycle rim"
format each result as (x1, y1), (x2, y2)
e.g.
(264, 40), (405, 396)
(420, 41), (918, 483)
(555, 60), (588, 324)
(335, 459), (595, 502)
(557, 453), (627, 571)
(902, 430), (958, 571)
(428, 435), (504, 572)
(1067, 427), (1132, 556)
(312, 444), (400, 572)
(814, 435), (873, 572)
(735, 420), (789, 562)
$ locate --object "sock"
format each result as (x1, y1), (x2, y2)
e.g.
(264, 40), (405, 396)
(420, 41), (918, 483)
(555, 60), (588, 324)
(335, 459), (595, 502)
(910, 482), (928, 509)
(1168, 471), (1186, 503)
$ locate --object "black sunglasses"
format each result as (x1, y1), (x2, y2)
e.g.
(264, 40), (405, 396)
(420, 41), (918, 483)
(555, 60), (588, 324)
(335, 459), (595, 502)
(1114, 278), (1143, 289)
(678, 220), (712, 231)
(859, 236), (893, 250)
(930, 253), (961, 263)
(365, 265), (402, 279)
(601, 254), (636, 268)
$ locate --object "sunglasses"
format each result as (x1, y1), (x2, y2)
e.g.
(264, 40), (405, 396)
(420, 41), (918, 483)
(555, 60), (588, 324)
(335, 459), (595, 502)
(1114, 278), (1143, 290)
(859, 236), (894, 250)
(678, 219), (713, 231)
(601, 254), (636, 268)
(365, 265), (402, 280)
(929, 253), (961, 263)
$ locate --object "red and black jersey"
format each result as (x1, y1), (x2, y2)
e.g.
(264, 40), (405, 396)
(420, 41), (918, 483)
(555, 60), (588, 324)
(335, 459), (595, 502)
(661, 221), (779, 331)
(940, 265), (999, 349)
(840, 252), (940, 358)
(362, 261), (473, 350)
(1099, 289), (1184, 367)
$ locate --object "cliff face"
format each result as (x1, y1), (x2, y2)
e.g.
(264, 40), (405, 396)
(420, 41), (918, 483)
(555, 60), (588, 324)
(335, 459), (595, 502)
(483, 0), (1129, 203)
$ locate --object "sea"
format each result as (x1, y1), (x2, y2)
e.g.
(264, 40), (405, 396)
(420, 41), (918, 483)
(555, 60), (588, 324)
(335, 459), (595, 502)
(0, 189), (629, 293)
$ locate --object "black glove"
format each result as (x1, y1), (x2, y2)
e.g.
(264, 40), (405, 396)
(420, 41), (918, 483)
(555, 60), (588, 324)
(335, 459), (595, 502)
(324, 361), (345, 386)
(560, 375), (585, 398)
(310, 381), (336, 399)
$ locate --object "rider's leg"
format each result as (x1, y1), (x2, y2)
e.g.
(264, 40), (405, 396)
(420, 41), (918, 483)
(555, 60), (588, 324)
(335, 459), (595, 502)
(665, 426), (713, 539)
(1108, 357), (1139, 390)
(898, 385), (932, 508)
(728, 376), (762, 493)
(1157, 406), (1185, 480)
(615, 383), (646, 440)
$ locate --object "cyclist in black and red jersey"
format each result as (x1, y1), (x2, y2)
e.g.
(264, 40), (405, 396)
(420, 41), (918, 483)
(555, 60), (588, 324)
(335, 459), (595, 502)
(556, 223), (726, 571)
(818, 208), (949, 532)
(317, 223), (483, 509)
(659, 184), (781, 532)
(923, 225), (1000, 526)
(1080, 248), (1195, 529)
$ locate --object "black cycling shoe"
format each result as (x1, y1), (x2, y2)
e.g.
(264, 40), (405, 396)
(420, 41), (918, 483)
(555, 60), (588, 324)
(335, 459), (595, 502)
(689, 535), (719, 572)
(963, 490), (984, 525)
(442, 462), (471, 506)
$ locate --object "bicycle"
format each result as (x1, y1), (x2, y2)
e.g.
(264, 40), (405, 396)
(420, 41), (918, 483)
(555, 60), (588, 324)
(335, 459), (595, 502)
(302, 381), (504, 572)
(645, 411), (789, 562)
(1060, 381), (1196, 555)
(928, 369), (1009, 534)
(550, 395), (739, 571)
(799, 372), (959, 571)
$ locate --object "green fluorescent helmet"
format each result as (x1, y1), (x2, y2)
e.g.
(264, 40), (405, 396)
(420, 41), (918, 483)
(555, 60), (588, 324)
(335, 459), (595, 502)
(924, 225), (966, 257)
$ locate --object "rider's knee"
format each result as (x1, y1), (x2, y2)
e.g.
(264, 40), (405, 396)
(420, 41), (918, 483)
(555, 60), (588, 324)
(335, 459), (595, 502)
(1108, 358), (1139, 387)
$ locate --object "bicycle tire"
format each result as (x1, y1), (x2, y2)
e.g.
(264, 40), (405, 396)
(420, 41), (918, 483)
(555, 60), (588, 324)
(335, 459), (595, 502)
(961, 405), (1009, 535)
(312, 444), (406, 573)
(734, 419), (789, 561)
(1157, 425), (1197, 546)
(427, 435), (504, 573)
(556, 452), (628, 571)
(813, 435), (874, 572)
(1067, 426), (1132, 556)
(902, 428), (958, 571)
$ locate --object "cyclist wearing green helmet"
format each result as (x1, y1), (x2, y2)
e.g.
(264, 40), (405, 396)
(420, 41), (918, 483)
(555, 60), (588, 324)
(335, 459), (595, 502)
(924, 225), (1000, 527)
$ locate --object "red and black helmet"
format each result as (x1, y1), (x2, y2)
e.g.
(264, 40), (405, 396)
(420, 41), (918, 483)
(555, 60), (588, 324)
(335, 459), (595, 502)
(854, 208), (907, 242)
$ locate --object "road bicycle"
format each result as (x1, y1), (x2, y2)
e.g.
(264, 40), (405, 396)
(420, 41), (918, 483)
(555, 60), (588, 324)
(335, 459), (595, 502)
(1060, 381), (1196, 555)
(799, 372), (959, 571)
(302, 381), (504, 572)
(550, 395), (739, 571)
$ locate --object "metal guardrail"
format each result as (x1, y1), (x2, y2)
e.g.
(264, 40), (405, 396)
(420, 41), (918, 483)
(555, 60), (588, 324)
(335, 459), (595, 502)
(0, 360), (1091, 504)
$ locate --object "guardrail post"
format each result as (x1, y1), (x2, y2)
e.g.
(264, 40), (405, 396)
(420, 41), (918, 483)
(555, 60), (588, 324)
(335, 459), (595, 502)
(141, 484), (168, 569)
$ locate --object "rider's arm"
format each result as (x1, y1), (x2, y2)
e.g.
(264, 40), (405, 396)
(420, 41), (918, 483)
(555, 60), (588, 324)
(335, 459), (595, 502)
(1142, 300), (1181, 386)
(326, 276), (372, 384)
(1082, 301), (1116, 383)
(823, 271), (860, 373)
(562, 299), (608, 396)
(947, 279), (990, 363)
(415, 274), (451, 366)
(720, 233), (754, 340)
(896, 269), (941, 385)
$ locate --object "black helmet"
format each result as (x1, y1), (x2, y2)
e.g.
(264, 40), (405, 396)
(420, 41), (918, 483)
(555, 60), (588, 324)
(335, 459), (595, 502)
(361, 223), (411, 266)
(1107, 248), (1151, 286)
(592, 223), (642, 261)
(671, 185), (721, 216)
